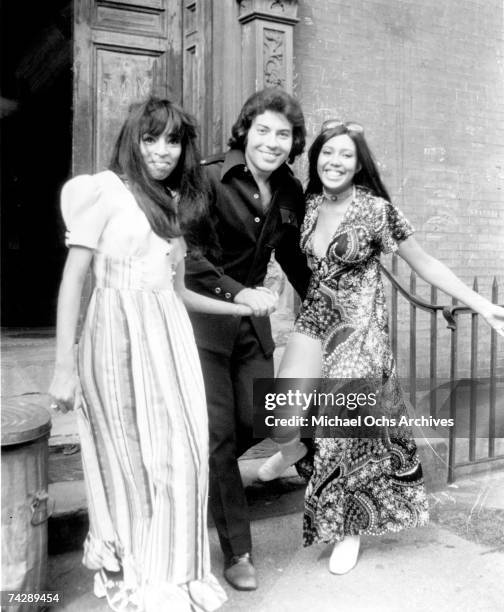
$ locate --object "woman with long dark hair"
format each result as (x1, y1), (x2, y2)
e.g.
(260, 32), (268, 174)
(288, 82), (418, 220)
(259, 119), (504, 574)
(47, 97), (250, 611)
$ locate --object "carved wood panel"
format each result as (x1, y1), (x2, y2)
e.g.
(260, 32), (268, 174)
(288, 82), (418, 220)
(237, 0), (297, 99)
(73, 0), (182, 174)
(263, 27), (286, 87)
(95, 49), (161, 170)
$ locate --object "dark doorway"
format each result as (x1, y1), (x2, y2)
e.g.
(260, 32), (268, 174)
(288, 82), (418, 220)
(1, 1), (72, 326)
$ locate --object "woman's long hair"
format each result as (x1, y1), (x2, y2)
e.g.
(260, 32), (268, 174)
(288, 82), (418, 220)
(305, 122), (390, 201)
(109, 97), (208, 240)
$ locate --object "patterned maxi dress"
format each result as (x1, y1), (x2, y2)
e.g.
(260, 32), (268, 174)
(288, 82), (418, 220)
(294, 186), (429, 546)
(61, 171), (226, 611)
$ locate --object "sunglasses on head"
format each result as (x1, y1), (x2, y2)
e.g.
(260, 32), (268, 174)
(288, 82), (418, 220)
(321, 119), (364, 133)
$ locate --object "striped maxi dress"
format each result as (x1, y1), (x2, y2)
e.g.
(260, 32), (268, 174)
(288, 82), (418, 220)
(61, 171), (226, 611)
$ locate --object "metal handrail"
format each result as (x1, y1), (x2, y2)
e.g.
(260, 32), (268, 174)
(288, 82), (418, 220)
(380, 263), (445, 313)
(442, 304), (504, 330)
(380, 262), (503, 324)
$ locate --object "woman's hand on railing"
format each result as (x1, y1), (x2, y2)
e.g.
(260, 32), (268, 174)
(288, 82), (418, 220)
(481, 304), (504, 337)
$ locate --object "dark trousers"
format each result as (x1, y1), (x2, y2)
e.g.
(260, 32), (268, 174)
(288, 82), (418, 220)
(198, 318), (273, 560)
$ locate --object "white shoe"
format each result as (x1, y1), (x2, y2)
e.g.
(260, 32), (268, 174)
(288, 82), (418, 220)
(257, 440), (307, 482)
(329, 535), (360, 575)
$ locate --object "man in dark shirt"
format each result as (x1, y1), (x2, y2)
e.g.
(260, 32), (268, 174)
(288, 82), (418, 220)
(185, 88), (311, 591)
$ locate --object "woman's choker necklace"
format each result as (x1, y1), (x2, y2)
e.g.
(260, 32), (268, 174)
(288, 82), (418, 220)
(322, 185), (354, 203)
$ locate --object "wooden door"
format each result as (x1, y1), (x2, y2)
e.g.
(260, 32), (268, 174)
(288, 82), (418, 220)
(72, 0), (183, 174)
(182, 0), (212, 154)
(181, 0), (242, 156)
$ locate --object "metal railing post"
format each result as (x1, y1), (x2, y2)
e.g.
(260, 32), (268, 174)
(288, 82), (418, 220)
(409, 271), (417, 406)
(430, 285), (438, 418)
(469, 278), (478, 462)
(489, 278), (498, 458)
(447, 299), (458, 484)
(391, 254), (398, 360)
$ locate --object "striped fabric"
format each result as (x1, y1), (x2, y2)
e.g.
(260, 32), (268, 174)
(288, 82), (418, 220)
(76, 252), (226, 611)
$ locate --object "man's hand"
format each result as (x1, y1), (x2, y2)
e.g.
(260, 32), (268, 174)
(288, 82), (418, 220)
(234, 287), (278, 317)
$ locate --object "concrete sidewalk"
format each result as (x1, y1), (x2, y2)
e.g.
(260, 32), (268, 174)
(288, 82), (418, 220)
(47, 461), (504, 612)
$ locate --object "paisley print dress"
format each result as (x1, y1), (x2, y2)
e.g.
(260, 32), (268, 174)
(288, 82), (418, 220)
(294, 186), (429, 546)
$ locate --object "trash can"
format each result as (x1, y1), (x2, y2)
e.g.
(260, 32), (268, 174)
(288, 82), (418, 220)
(1, 399), (52, 611)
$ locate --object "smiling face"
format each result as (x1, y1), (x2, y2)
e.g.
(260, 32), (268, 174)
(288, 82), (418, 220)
(244, 110), (293, 179)
(140, 122), (182, 181)
(317, 133), (360, 195)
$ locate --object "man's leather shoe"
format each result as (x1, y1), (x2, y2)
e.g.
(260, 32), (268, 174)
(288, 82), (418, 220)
(223, 553), (257, 591)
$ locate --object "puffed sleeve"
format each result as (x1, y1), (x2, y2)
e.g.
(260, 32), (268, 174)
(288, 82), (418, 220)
(60, 175), (109, 249)
(373, 197), (414, 254)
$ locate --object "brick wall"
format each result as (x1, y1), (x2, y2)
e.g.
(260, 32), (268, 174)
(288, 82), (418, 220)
(293, 0), (504, 377)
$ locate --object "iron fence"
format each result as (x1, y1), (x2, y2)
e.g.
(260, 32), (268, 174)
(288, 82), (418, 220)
(382, 254), (503, 483)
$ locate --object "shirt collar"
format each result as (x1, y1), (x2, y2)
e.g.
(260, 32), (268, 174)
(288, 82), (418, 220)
(221, 149), (247, 179)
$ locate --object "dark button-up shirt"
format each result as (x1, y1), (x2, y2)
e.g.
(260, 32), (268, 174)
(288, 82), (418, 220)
(185, 149), (311, 356)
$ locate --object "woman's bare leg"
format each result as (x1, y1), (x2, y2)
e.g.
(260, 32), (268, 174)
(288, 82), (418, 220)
(257, 333), (322, 481)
